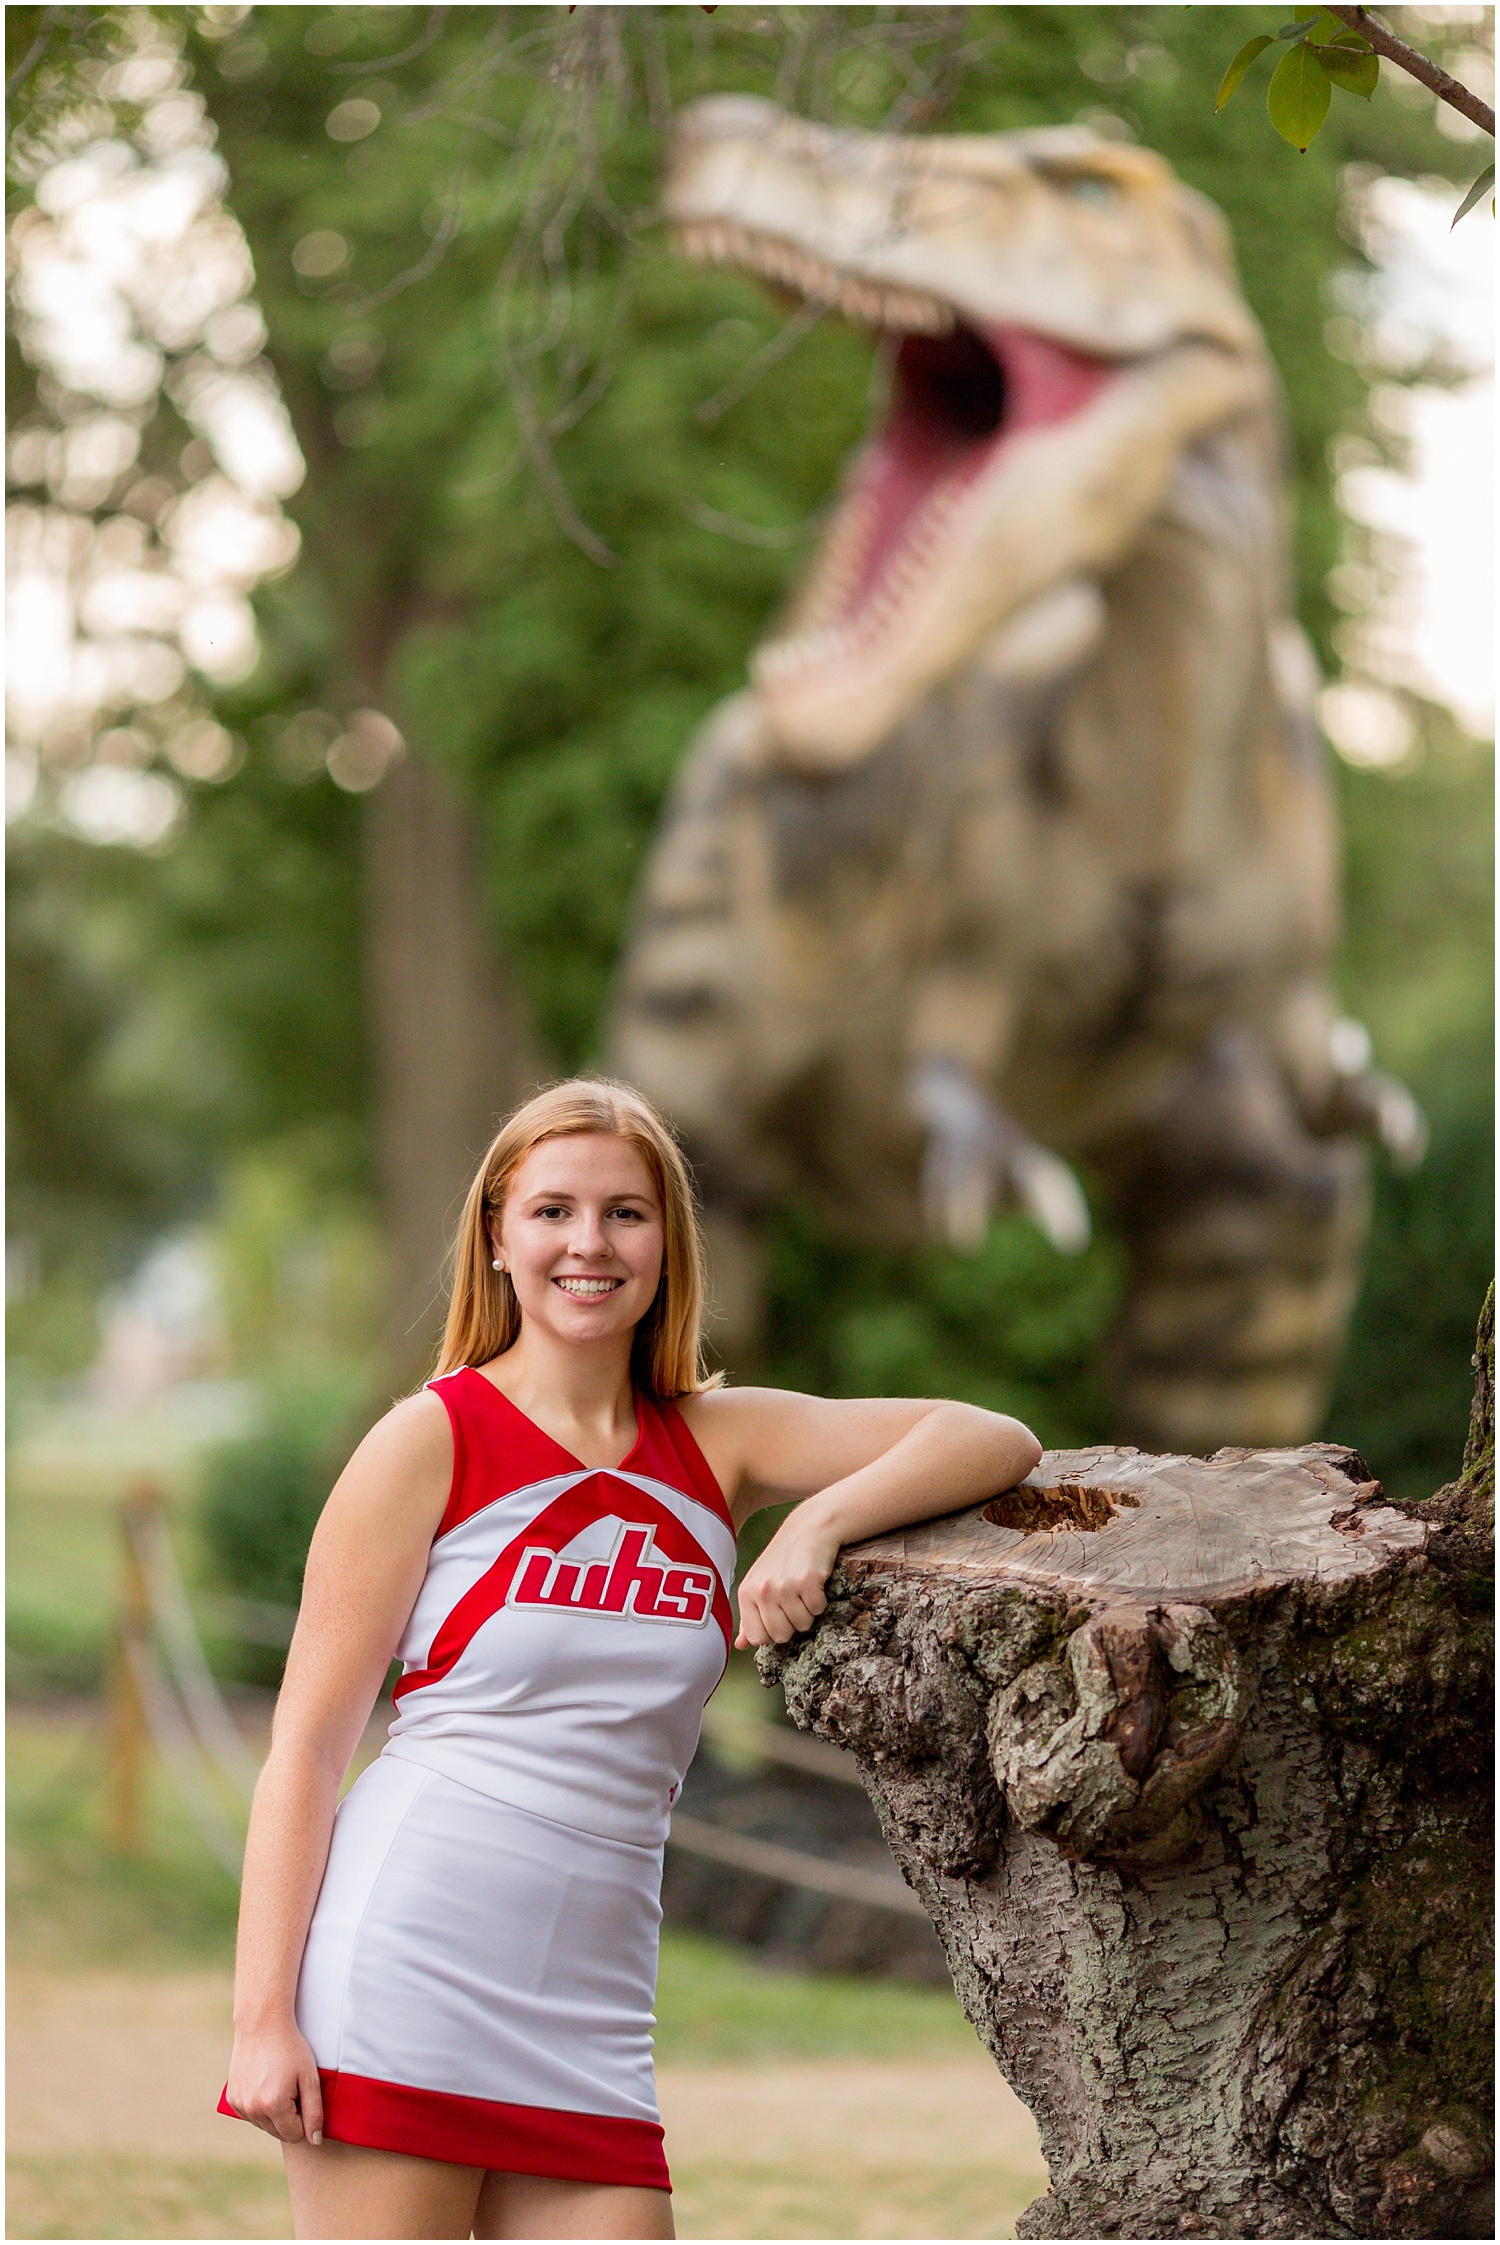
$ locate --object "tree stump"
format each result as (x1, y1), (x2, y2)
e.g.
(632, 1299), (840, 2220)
(761, 1310), (1494, 2240)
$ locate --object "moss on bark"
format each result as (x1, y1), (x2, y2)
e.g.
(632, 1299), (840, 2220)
(761, 1298), (1495, 2239)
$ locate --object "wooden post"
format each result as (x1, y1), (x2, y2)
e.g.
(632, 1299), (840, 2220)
(105, 1479), (161, 1856)
(761, 1310), (1494, 2241)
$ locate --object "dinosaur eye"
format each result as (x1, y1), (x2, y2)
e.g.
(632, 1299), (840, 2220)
(1062, 175), (1118, 206)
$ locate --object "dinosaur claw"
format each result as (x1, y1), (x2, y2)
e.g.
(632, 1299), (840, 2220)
(932, 1172), (994, 1255)
(909, 1057), (1090, 1257)
(1326, 1018), (1427, 1172)
(1372, 1075), (1428, 1172)
(1010, 1143), (1092, 1254)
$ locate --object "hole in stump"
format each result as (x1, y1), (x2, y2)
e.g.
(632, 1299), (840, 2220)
(983, 1481), (1141, 1535)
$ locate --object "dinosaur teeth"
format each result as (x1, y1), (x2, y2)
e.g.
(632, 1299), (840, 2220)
(761, 476), (986, 678)
(672, 221), (954, 335)
(761, 617), (870, 676)
(758, 629), (848, 679)
(792, 491), (877, 625)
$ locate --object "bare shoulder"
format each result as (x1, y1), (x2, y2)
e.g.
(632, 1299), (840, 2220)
(681, 1384), (938, 1442)
(676, 1381), (835, 1457)
(311, 1387), (453, 1545)
(675, 1386), (801, 1506)
(351, 1386), (453, 1473)
(677, 1384), (807, 1435)
(278, 1389), (454, 1744)
(677, 1384), (942, 1523)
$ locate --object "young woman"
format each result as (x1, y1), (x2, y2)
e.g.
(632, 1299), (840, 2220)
(221, 1079), (1042, 2241)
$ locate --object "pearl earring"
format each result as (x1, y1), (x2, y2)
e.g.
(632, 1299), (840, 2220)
(492, 1258), (505, 1271)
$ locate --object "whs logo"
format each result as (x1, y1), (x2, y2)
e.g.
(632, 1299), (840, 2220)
(507, 1521), (715, 1628)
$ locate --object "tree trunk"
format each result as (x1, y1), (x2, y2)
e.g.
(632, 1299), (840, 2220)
(365, 754), (540, 1387)
(761, 1306), (1494, 2240)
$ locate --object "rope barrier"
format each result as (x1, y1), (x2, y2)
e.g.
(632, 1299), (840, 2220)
(665, 1811), (929, 1917)
(106, 1480), (253, 1881)
(106, 1485), (929, 1926)
(126, 1507), (261, 1800)
(118, 1625), (246, 1880)
(700, 1703), (868, 1790)
(198, 1591), (299, 1650)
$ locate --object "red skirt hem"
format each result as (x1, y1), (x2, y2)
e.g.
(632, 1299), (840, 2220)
(217, 2072), (670, 2189)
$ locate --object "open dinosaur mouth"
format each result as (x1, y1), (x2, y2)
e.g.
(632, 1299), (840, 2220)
(675, 220), (1115, 682)
(771, 321), (1114, 667)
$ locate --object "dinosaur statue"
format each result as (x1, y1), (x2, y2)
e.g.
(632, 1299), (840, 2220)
(608, 98), (1422, 1452)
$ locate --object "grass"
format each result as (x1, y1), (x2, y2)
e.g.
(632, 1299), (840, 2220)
(666, 2151), (1046, 2241)
(6, 2135), (1042, 2241)
(654, 1930), (978, 2062)
(5, 2155), (292, 2242)
(8, 1707), (977, 2055)
(9, 1401), (979, 2050)
(7, 1387), (233, 1697)
(7, 1397), (1039, 2240)
(8, 1709), (242, 1972)
(8, 1707), (1040, 2240)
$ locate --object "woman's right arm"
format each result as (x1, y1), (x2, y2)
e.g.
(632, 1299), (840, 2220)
(224, 1389), (452, 2145)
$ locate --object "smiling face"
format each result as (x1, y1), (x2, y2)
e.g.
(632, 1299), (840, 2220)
(491, 1133), (666, 1353)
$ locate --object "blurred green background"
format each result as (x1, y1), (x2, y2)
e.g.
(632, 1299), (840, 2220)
(5, 7), (1492, 2235)
(9, 6), (1491, 1637)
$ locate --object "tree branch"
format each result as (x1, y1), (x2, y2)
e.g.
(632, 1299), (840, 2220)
(1324, 6), (1495, 138)
(330, 6), (451, 76)
(7, 11), (57, 96)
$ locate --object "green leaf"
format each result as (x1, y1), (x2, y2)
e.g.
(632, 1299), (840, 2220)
(1267, 41), (1333, 149)
(1452, 162), (1495, 228)
(1216, 34), (1273, 109)
(1274, 15), (1320, 38)
(1312, 40), (1378, 97)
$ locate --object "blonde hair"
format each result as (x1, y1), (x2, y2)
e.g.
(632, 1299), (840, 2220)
(433, 1079), (720, 1398)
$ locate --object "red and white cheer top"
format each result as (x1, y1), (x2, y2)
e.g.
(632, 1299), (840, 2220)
(381, 1367), (736, 1848)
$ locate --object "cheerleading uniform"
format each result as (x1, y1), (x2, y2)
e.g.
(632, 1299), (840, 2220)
(219, 1366), (736, 2189)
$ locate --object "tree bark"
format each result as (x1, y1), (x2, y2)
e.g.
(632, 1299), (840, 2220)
(761, 1312), (1494, 2240)
(365, 754), (540, 1388)
(1323, 9), (1496, 139)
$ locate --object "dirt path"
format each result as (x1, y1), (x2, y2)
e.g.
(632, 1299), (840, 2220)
(7, 1968), (1046, 2239)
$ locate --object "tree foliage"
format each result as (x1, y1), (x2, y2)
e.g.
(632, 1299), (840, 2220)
(1216, 3), (1493, 218)
(1326, 726), (1494, 1495)
(6, 6), (1491, 1503)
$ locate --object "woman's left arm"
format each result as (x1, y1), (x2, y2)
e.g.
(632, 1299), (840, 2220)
(682, 1389), (1042, 1649)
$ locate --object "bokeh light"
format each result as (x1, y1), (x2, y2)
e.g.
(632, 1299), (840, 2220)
(5, 13), (304, 844)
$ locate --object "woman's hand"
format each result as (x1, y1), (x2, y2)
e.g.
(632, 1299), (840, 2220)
(688, 1388), (1043, 1650)
(225, 2019), (325, 2145)
(734, 1502), (845, 1648)
(226, 1390), (452, 2117)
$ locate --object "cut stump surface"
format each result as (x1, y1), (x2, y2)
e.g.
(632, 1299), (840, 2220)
(764, 1433), (1493, 2240)
(861, 1442), (1424, 1600)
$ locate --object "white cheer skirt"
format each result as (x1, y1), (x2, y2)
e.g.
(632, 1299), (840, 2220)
(222, 1754), (670, 2187)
